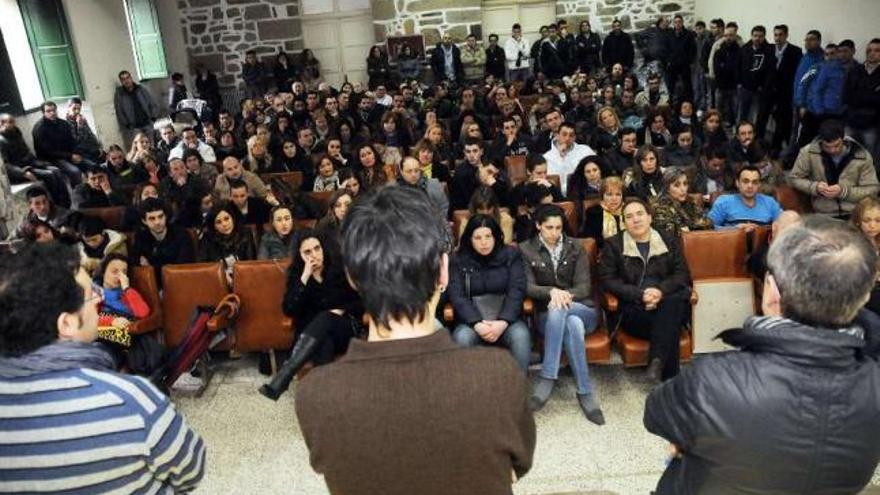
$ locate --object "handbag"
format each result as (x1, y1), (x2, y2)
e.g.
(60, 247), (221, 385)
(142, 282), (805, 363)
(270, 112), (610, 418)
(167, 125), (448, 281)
(465, 269), (505, 320)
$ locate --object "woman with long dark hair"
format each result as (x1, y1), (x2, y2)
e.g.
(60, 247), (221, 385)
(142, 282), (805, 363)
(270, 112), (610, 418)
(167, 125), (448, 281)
(197, 202), (256, 279)
(366, 45), (392, 90)
(353, 143), (388, 191)
(566, 155), (605, 202)
(259, 229), (362, 399)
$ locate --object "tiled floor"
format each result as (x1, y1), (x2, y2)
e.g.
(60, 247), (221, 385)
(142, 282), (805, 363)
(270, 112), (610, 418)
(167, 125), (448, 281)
(175, 355), (880, 494)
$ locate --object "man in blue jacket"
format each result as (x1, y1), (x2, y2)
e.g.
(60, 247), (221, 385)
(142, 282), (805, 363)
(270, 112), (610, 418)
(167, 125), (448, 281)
(788, 30), (825, 162)
(801, 43), (847, 150)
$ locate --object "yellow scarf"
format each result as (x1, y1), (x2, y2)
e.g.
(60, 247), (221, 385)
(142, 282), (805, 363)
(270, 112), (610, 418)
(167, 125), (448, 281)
(421, 163), (433, 179)
(602, 208), (624, 239)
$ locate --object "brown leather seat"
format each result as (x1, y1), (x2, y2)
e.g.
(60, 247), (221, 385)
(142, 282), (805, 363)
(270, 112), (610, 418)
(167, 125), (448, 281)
(128, 265), (162, 335)
(232, 260), (294, 352)
(615, 327), (693, 366)
(293, 218), (317, 231)
(775, 184), (813, 213)
(750, 225), (772, 254)
(309, 191), (334, 214)
(260, 171), (303, 192)
(161, 262), (232, 348)
(681, 229), (748, 279)
(80, 207), (127, 231)
(555, 201), (578, 235)
(504, 155), (527, 186)
(581, 238), (612, 364)
(547, 174), (561, 191)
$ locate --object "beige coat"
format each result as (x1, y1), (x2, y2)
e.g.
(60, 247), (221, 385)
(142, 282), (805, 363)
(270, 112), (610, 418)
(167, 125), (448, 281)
(461, 45), (486, 81)
(788, 138), (878, 215)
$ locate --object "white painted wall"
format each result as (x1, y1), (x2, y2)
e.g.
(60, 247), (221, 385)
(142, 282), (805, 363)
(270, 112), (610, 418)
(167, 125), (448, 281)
(695, 0), (879, 56)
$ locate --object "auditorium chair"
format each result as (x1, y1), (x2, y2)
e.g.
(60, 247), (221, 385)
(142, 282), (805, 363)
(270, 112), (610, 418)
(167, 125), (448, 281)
(450, 207), (512, 246)
(310, 190), (334, 214)
(160, 262), (237, 349)
(259, 171), (303, 192)
(293, 218), (317, 231)
(231, 260), (295, 358)
(80, 206), (128, 231)
(504, 155), (528, 185)
(556, 201), (578, 234)
(547, 174), (561, 191)
(774, 184), (813, 213)
(519, 95), (539, 117)
(128, 265), (163, 335)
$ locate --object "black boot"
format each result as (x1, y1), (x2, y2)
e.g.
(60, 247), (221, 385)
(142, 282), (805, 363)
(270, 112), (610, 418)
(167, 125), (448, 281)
(646, 357), (663, 384)
(258, 334), (320, 401)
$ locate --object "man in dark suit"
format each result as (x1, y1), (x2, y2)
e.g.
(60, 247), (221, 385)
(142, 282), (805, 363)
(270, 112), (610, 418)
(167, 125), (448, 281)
(770, 24), (803, 153)
(430, 32), (464, 84)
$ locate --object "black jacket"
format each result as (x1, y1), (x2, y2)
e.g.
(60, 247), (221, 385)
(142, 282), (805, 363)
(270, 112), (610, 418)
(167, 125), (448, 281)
(713, 41), (741, 90)
(666, 28), (696, 68)
(539, 39), (567, 80)
(602, 31), (635, 68)
(485, 45), (506, 79)
(197, 230), (256, 263)
(738, 41), (775, 91)
(282, 257), (361, 328)
(72, 184), (126, 209)
(129, 224), (195, 284)
(430, 43), (463, 82)
(598, 229), (690, 305)
(32, 117), (77, 161)
(645, 315), (880, 495)
(773, 43), (803, 100)
(845, 63), (880, 129)
(449, 163), (510, 212)
(367, 55), (392, 89)
(0, 127), (36, 165)
(448, 246), (526, 325)
(519, 235), (593, 312)
(574, 32), (602, 72)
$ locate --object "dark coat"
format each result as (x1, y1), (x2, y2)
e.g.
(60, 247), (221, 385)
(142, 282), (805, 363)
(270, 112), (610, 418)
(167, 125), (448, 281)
(0, 127), (37, 165)
(32, 117), (77, 161)
(539, 39), (567, 80)
(601, 30), (635, 68)
(519, 235), (593, 312)
(449, 246), (526, 325)
(72, 184), (126, 209)
(430, 43), (464, 82)
(845, 63), (880, 129)
(773, 43), (803, 100)
(666, 28), (697, 68)
(282, 257), (360, 328)
(574, 31), (602, 72)
(598, 229), (690, 305)
(197, 230), (256, 263)
(485, 45), (506, 79)
(579, 203), (623, 248)
(367, 55), (392, 89)
(713, 41), (741, 90)
(129, 224), (195, 284)
(738, 41), (775, 91)
(645, 315), (880, 495)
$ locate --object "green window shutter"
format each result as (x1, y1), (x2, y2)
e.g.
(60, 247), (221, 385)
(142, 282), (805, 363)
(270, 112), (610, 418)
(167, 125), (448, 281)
(18, 0), (83, 101)
(126, 0), (167, 80)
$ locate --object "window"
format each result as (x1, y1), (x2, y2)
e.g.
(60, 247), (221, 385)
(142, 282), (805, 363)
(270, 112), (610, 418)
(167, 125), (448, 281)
(125, 0), (167, 80)
(18, 0), (83, 101)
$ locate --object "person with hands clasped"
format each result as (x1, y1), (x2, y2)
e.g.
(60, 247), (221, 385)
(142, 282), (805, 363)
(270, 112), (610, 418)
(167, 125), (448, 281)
(520, 204), (605, 425)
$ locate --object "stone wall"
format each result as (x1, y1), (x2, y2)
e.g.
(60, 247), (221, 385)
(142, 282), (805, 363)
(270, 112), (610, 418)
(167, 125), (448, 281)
(371, 0), (482, 46)
(556, 0), (695, 31)
(178, 0), (304, 87)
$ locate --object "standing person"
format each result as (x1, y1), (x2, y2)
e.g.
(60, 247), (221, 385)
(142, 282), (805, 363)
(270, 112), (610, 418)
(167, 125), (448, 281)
(574, 20), (602, 75)
(844, 38), (880, 161)
(769, 25), (802, 153)
(292, 185), (535, 494)
(461, 34), (486, 84)
(693, 20), (716, 111)
(274, 51), (299, 92)
(194, 63), (222, 112)
(242, 50), (268, 98)
(430, 32), (464, 84)
(521, 204), (605, 424)
(737, 26), (776, 140)
(645, 216), (880, 495)
(599, 198), (691, 381)
(300, 49), (321, 87)
(167, 72), (189, 112)
(366, 46), (392, 90)
(539, 24), (567, 81)
(505, 23), (531, 82)
(602, 18), (635, 71)
(113, 70), (159, 146)
(0, 244), (206, 493)
(485, 33), (507, 80)
(665, 14), (696, 102)
(713, 26), (742, 127)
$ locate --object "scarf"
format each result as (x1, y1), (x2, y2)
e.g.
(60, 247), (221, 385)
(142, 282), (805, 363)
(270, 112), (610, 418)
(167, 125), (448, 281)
(539, 234), (564, 271)
(0, 340), (116, 378)
(601, 207), (622, 239)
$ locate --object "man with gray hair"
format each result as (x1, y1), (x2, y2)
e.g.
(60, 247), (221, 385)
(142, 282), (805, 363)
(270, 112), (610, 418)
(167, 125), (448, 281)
(644, 216), (880, 494)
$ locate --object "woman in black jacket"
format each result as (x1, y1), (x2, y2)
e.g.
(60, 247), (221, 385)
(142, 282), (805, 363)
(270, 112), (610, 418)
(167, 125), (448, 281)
(366, 46), (392, 90)
(198, 202), (256, 282)
(259, 229), (362, 399)
(580, 176), (625, 247)
(598, 198), (691, 381)
(624, 144), (665, 200)
(273, 51), (300, 92)
(448, 215), (530, 371)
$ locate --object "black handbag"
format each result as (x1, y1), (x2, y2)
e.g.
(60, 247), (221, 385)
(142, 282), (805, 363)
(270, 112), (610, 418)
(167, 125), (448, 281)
(465, 269), (505, 320)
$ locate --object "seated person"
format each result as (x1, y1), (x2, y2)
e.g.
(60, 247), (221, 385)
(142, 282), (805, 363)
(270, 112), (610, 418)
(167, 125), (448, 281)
(0, 113), (71, 206)
(258, 205), (295, 260)
(18, 218), (67, 245)
(315, 188), (354, 252)
(312, 154), (341, 192)
(169, 126), (217, 164)
(579, 177), (625, 247)
(566, 155), (605, 202)
(708, 165), (783, 230)
(746, 210), (801, 281)
(160, 157), (210, 217)
(15, 187), (73, 239)
(353, 143), (388, 192)
(156, 123), (179, 163)
(624, 144), (665, 200)
(728, 121), (755, 164)
(543, 121), (594, 196)
(130, 198), (195, 282)
(183, 148), (219, 186)
(66, 97), (104, 162)
(104, 144), (148, 188)
(664, 126), (701, 169)
(398, 156), (449, 221)
(514, 183), (554, 243)
(413, 139), (450, 183)
(197, 202), (256, 275)
(604, 127), (638, 176)
(93, 253), (150, 362)
(789, 119), (879, 217)
(73, 166), (126, 209)
(31, 101), (96, 186)
(451, 137), (510, 212)
(851, 197), (880, 315)
(509, 153), (563, 209)
(598, 198), (691, 382)
(243, 135), (274, 173)
(488, 116), (531, 164)
(77, 216), (127, 275)
(0, 244), (205, 492)
(449, 214), (530, 371)
(520, 204), (604, 425)
(457, 187), (514, 246)
(215, 157), (269, 200)
(259, 229), (362, 399)
(650, 168), (712, 236)
(748, 141), (786, 196)
(229, 179), (270, 226)
(690, 146), (736, 203)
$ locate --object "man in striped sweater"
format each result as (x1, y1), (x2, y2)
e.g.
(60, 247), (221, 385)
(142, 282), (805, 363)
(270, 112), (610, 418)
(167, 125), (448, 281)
(0, 244), (206, 493)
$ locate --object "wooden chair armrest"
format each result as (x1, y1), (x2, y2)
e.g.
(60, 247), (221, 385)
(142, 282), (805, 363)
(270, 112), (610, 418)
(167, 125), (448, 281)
(128, 312), (162, 335)
(602, 292), (619, 312)
(522, 299), (533, 315)
(443, 303), (454, 323)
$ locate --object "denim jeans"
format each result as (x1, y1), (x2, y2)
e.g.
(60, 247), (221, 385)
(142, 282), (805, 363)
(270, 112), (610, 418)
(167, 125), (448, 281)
(848, 125), (879, 171)
(537, 302), (599, 395)
(452, 320), (532, 372)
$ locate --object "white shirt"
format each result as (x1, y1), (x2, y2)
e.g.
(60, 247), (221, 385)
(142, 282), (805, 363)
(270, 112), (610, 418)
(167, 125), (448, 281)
(504, 36), (530, 70)
(169, 140), (216, 164)
(375, 94), (392, 107)
(543, 140), (594, 196)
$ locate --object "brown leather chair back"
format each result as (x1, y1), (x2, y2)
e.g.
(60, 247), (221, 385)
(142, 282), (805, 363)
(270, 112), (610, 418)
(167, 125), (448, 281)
(504, 155), (528, 186)
(682, 229), (748, 279)
(750, 225), (772, 254)
(548, 174), (561, 190)
(232, 260), (295, 352)
(129, 265), (162, 335)
(519, 95), (539, 117)
(185, 228), (201, 258)
(260, 171), (303, 192)
(309, 191), (334, 215)
(579, 237), (612, 363)
(80, 207), (127, 231)
(293, 218), (317, 231)
(161, 262), (230, 348)
(556, 201), (578, 235)
(775, 184), (812, 213)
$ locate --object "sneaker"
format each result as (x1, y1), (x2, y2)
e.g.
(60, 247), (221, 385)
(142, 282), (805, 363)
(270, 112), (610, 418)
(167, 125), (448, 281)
(171, 371), (205, 393)
(577, 393), (605, 425)
(529, 376), (555, 411)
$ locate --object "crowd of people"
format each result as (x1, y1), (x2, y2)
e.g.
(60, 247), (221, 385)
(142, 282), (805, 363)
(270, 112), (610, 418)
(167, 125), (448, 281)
(1, 11), (880, 494)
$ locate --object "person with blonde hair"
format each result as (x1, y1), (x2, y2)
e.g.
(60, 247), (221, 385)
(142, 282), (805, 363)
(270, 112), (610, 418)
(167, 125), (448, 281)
(244, 134), (273, 173)
(580, 176), (625, 246)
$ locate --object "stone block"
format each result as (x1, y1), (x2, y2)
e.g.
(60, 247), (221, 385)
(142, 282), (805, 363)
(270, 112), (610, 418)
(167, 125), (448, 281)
(212, 7), (223, 19)
(445, 10), (480, 24)
(556, 4), (566, 15)
(257, 18), (301, 40)
(371, 0), (396, 21)
(446, 25), (468, 41)
(422, 17), (442, 26)
(659, 3), (682, 12)
(422, 27), (440, 46)
(409, 0), (477, 13)
(193, 53), (224, 72)
(244, 4), (271, 20)
(245, 32), (257, 41)
(403, 19), (415, 34)
(213, 33), (221, 42)
(191, 23), (207, 34)
(287, 5), (298, 16)
(599, 6), (622, 15)
(265, 0), (292, 4)
(227, 8), (240, 17)
(285, 39), (304, 51)
(227, 0), (259, 4)
(201, 35), (211, 44)
(189, 0), (220, 5)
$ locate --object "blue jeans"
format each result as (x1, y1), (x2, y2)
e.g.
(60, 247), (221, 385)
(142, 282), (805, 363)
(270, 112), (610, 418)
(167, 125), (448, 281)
(452, 320), (531, 372)
(537, 302), (598, 395)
